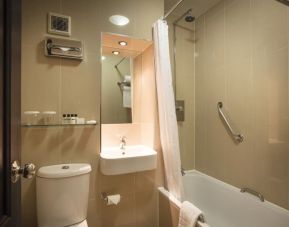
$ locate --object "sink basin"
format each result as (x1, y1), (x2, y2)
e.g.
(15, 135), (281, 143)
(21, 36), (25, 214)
(100, 145), (157, 175)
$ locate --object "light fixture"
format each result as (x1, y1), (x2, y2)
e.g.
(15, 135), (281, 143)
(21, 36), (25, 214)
(112, 51), (120, 55)
(118, 41), (128, 46)
(102, 56), (106, 60)
(109, 15), (130, 26)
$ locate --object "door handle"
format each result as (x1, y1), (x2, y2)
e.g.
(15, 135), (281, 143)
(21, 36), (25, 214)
(11, 160), (36, 183)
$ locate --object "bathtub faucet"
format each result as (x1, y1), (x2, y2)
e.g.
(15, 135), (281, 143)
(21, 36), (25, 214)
(240, 187), (265, 202)
(181, 167), (186, 176)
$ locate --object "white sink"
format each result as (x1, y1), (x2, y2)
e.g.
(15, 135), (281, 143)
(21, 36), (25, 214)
(100, 145), (157, 175)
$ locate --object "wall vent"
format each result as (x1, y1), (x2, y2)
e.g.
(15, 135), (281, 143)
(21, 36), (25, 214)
(48, 12), (71, 36)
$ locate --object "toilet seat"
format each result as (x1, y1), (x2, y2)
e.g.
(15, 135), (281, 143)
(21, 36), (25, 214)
(69, 220), (88, 227)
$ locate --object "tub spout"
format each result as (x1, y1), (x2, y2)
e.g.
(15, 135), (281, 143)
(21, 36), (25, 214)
(240, 188), (265, 202)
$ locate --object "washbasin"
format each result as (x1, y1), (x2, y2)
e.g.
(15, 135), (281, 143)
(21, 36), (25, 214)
(100, 145), (157, 175)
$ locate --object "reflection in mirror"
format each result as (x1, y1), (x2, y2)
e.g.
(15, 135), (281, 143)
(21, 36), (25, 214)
(101, 33), (152, 124)
(101, 53), (133, 124)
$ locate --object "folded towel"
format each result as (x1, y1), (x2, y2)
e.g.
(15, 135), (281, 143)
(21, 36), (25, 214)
(197, 222), (210, 227)
(122, 86), (131, 108)
(124, 75), (131, 83)
(178, 201), (203, 227)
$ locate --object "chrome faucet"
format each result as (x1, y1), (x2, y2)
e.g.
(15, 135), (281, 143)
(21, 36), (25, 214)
(120, 136), (126, 150)
(181, 167), (186, 176)
(240, 188), (265, 202)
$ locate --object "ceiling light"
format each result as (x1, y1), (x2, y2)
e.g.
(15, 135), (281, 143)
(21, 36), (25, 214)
(118, 41), (128, 46)
(112, 51), (120, 55)
(109, 15), (130, 26)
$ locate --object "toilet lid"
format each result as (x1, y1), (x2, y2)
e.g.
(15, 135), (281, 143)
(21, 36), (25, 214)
(69, 220), (88, 227)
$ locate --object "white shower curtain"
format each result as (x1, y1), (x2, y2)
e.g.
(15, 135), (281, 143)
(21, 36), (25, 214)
(153, 19), (183, 200)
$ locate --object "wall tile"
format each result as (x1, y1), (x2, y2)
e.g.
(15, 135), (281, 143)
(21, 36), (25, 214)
(195, 0), (289, 210)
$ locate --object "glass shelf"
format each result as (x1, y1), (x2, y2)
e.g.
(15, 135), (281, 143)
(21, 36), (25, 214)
(21, 123), (98, 128)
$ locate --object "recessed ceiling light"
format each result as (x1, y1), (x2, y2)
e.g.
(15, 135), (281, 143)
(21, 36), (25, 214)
(102, 56), (106, 60)
(109, 15), (130, 26)
(118, 41), (128, 46)
(112, 51), (120, 55)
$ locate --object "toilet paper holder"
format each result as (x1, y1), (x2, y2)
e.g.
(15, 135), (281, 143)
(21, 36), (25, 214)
(101, 192), (108, 201)
(101, 192), (121, 205)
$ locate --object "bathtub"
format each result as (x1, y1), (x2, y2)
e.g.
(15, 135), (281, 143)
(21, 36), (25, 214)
(158, 170), (289, 227)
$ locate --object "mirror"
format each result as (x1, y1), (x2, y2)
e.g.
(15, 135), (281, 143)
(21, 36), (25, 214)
(101, 33), (152, 124)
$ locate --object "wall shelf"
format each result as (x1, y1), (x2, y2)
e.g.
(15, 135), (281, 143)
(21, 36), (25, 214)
(21, 123), (98, 128)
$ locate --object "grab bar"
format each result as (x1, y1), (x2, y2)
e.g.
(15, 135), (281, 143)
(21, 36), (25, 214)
(217, 102), (244, 143)
(240, 188), (265, 202)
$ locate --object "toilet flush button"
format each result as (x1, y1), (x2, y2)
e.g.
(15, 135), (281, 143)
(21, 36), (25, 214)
(62, 165), (70, 169)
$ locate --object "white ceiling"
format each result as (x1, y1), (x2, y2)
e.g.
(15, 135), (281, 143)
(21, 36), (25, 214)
(165, 0), (222, 19)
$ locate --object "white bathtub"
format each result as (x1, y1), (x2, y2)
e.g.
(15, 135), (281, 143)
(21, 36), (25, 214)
(159, 170), (289, 227)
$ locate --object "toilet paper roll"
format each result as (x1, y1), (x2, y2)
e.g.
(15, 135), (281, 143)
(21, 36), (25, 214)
(106, 194), (121, 205)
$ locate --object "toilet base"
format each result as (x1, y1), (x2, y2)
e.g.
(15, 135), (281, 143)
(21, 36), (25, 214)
(70, 220), (88, 227)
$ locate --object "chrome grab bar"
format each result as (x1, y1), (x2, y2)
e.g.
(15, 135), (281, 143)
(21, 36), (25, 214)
(217, 102), (244, 143)
(240, 188), (265, 202)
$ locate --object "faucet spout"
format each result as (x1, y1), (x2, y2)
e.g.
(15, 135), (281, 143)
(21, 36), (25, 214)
(119, 136), (126, 151)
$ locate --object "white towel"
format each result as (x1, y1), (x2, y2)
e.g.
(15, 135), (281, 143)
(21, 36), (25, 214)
(178, 201), (203, 227)
(197, 223), (210, 227)
(124, 75), (131, 83)
(122, 86), (131, 108)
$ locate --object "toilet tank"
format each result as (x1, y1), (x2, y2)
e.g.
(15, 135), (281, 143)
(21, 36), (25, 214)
(36, 163), (92, 227)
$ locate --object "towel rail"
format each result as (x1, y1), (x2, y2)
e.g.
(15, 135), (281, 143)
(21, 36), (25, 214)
(217, 102), (244, 143)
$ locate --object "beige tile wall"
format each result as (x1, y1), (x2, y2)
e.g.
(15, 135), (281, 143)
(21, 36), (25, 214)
(158, 191), (179, 227)
(167, 17), (196, 170)
(195, 0), (289, 209)
(176, 22), (196, 170)
(21, 0), (164, 226)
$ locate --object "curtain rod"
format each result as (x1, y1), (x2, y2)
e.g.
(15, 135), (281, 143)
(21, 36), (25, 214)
(164, 0), (289, 21)
(275, 0), (289, 6)
(163, 0), (185, 20)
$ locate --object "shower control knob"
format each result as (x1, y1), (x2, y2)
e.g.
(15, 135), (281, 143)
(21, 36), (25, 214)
(11, 160), (36, 183)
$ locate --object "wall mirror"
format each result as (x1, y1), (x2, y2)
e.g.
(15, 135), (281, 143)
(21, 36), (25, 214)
(101, 33), (152, 124)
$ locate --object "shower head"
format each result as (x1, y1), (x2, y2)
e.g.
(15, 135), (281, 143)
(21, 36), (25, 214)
(185, 10), (195, 22)
(185, 15), (195, 22)
(173, 9), (195, 25)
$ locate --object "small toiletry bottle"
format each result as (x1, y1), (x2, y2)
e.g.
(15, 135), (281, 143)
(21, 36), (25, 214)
(62, 114), (67, 124)
(67, 114), (72, 124)
(71, 114), (77, 124)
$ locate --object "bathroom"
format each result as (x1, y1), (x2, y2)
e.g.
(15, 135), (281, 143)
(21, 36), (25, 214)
(0, 0), (289, 226)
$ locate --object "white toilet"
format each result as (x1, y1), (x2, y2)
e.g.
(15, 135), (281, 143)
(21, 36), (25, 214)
(36, 163), (92, 227)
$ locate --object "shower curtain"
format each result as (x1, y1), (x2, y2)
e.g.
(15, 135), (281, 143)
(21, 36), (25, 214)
(153, 19), (183, 200)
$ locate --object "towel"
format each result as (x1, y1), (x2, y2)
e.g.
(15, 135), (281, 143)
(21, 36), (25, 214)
(124, 75), (131, 83)
(178, 201), (203, 227)
(122, 86), (131, 108)
(197, 223), (210, 227)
